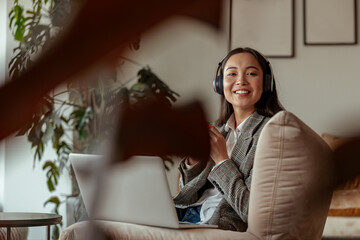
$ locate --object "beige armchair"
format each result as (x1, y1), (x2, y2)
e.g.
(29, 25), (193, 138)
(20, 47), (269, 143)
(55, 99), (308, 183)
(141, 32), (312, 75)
(60, 111), (335, 240)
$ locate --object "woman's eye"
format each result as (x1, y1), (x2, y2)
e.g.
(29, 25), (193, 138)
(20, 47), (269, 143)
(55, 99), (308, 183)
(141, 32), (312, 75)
(227, 73), (237, 77)
(247, 72), (257, 76)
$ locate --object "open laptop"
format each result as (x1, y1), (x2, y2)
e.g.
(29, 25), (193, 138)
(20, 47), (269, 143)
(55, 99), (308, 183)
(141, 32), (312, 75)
(70, 153), (217, 229)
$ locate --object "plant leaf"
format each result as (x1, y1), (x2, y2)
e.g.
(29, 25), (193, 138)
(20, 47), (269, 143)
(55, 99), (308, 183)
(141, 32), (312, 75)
(43, 160), (60, 192)
(43, 196), (60, 211)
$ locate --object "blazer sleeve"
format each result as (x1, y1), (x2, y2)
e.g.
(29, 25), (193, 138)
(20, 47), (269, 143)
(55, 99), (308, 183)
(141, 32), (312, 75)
(207, 135), (258, 223)
(178, 157), (209, 186)
(173, 158), (214, 206)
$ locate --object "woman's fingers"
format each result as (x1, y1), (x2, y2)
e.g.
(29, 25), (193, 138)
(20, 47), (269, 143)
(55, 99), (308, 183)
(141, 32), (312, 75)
(208, 126), (224, 144)
(208, 126), (221, 136)
(208, 126), (229, 163)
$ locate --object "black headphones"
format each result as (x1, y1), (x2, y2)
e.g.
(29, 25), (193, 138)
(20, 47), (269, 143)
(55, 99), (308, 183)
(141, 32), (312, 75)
(213, 51), (274, 95)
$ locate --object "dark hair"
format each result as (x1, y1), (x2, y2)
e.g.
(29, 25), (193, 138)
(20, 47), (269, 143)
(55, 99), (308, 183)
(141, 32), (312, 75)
(215, 47), (284, 126)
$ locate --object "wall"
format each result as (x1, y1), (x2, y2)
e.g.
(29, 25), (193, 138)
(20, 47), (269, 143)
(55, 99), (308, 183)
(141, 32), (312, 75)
(270, 0), (360, 137)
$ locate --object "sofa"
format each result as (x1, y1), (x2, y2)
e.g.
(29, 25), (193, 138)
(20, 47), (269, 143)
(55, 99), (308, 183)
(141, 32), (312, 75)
(321, 133), (360, 237)
(60, 111), (335, 240)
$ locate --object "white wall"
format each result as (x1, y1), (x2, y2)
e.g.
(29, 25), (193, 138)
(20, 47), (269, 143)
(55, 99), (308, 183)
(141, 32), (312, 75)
(270, 0), (360, 137)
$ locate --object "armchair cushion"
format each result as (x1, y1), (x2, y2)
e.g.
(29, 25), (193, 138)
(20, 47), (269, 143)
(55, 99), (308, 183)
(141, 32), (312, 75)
(248, 111), (335, 239)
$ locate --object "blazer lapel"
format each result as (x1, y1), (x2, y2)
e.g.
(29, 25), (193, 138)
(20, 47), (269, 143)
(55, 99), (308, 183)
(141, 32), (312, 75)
(230, 112), (266, 159)
(218, 112), (265, 138)
(238, 112), (266, 140)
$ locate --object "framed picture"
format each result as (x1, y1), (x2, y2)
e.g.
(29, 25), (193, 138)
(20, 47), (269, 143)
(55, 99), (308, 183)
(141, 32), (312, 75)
(229, 0), (295, 58)
(304, 0), (357, 45)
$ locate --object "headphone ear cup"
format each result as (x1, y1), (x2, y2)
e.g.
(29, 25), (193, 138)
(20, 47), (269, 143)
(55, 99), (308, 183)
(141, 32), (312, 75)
(214, 74), (224, 95)
(263, 74), (272, 92)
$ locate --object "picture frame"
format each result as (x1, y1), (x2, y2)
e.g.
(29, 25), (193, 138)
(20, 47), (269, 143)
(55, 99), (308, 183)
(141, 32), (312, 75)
(304, 0), (357, 45)
(229, 0), (295, 58)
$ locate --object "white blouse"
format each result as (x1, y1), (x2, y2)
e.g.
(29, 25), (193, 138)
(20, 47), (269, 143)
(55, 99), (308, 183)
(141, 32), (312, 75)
(178, 113), (250, 224)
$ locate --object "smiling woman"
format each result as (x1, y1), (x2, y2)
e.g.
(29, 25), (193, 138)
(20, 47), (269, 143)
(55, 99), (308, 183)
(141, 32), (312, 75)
(215, 47), (284, 126)
(173, 47), (284, 231)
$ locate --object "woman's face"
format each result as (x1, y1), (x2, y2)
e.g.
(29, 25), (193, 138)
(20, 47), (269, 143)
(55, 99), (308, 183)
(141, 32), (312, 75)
(223, 52), (263, 113)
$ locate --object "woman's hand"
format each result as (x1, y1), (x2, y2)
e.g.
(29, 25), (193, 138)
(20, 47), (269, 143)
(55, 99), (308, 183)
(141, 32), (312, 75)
(209, 126), (229, 164)
(186, 156), (200, 166)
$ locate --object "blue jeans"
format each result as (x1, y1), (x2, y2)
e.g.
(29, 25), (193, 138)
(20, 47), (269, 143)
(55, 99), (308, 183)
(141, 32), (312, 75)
(175, 205), (202, 223)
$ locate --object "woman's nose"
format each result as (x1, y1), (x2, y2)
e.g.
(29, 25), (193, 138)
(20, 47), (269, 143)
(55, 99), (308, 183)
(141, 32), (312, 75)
(235, 74), (246, 85)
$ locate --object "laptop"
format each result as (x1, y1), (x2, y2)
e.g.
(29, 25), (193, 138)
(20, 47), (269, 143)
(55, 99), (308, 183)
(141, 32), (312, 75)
(70, 153), (218, 229)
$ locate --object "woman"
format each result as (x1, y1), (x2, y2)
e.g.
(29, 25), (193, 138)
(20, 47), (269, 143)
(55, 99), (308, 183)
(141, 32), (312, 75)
(173, 47), (284, 231)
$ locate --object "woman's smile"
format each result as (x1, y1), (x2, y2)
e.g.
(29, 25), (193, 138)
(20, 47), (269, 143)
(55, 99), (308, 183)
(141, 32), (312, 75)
(233, 89), (251, 96)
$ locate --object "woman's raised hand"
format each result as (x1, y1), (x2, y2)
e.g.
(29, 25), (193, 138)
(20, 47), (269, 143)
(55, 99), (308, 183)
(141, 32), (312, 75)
(208, 126), (229, 164)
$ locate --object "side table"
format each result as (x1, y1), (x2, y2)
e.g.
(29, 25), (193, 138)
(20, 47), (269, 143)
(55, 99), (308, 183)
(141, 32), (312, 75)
(0, 212), (62, 240)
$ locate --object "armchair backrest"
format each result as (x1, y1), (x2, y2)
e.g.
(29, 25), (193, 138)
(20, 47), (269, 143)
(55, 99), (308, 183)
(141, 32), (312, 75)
(248, 111), (335, 239)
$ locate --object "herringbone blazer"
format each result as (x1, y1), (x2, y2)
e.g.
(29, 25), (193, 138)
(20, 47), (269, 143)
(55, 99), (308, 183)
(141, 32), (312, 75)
(173, 112), (270, 231)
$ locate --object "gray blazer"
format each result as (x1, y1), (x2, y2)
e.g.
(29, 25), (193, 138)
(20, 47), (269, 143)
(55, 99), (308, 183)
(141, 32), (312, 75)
(173, 112), (270, 231)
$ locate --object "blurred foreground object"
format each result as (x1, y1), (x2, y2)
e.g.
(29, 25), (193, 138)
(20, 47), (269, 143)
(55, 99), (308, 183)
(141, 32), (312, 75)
(115, 99), (210, 162)
(0, 0), (222, 140)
